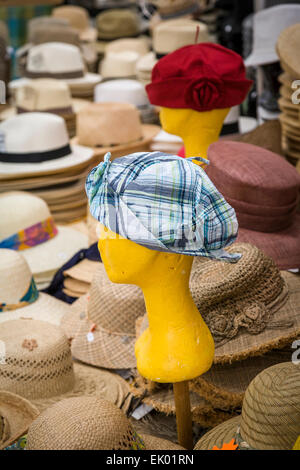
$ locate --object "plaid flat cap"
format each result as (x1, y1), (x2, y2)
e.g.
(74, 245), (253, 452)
(86, 152), (241, 262)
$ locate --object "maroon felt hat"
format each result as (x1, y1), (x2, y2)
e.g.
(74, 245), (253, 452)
(146, 43), (253, 112)
(206, 141), (300, 270)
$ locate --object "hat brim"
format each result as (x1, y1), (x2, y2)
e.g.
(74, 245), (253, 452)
(9, 74), (101, 92)
(0, 391), (39, 450)
(71, 124), (160, 160)
(20, 225), (88, 277)
(214, 271), (300, 364)
(61, 294), (137, 369)
(0, 144), (94, 178)
(0, 292), (69, 326)
(244, 49), (278, 67)
(194, 416), (240, 450)
(141, 433), (184, 450)
(236, 215), (300, 270)
(31, 362), (132, 414)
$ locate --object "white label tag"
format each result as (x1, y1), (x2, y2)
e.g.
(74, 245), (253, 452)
(131, 404), (153, 420)
(86, 332), (94, 342)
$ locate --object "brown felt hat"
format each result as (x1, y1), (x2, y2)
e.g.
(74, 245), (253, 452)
(194, 362), (300, 450)
(206, 141), (300, 270)
(26, 396), (184, 450)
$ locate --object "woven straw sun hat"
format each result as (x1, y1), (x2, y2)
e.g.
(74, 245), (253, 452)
(276, 23), (300, 77)
(0, 192), (88, 281)
(194, 362), (300, 450)
(0, 391), (39, 450)
(26, 396), (184, 450)
(0, 249), (69, 325)
(0, 319), (132, 414)
(52, 5), (97, 43)
(71, 102), (159, 160)
(61, 262), (146, 369)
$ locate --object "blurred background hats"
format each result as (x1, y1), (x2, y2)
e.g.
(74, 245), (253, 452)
(100, 50), (140, 79)
(0, 192), (88, 286)
(96, 9), (143, 40)
(52, 5), (97, 43)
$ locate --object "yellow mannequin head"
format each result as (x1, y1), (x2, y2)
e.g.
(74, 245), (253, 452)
(98, 223), (214, 383)
(159, 106), (230, 158)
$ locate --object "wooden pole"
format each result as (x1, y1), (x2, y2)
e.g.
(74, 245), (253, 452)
(173, 380), (193, 450)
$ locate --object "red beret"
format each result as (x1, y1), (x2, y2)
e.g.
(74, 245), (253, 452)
(146, 43), (253, 112)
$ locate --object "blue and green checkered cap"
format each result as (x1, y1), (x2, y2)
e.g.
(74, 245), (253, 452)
(86, 151), (241, 262)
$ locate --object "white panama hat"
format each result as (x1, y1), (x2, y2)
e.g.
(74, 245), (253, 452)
(245, 4), (300, 67)
(94, 79), (151, 109)
(0, 112), (94, 177)
(0, 192), (88, 278)
(0, 249), (69, 325)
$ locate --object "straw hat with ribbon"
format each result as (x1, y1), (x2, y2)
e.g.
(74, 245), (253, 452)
(61, 262), (147, 369)
(0, 391), (39, 450)
(194, 362), (300, 450)
(0, 319), (133, 414)
(0, 192), (88, 285)
(0, 249), (69, 325)
(26, 396), (184, 450)
(71, 103), (159, 160)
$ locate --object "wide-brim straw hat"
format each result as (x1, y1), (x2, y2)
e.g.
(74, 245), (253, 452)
(0, 391), (39, 450)
(61, 262), (147, 369)
(195, 362), (300, 450)
(0, 319), (133, 414)
(26, 396), (184, 450)
(71, 124), (160, 160)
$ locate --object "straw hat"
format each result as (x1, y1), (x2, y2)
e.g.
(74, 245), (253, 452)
(0, 319), (133, 413)
(206, 141), (300, 270)
(27, 16), (70, 43)
(52, 5), (97, 43)
(10, 43), (101, 94)
(26, 396), (184, 450)
(105, 37), (150, 56)
(0, 192), (88, 280)
(153, 18), (211, 56)
(0, 113), (94, 177)
(194, 362), (300, 450)
(245, 4), (300, 67)
(276, 23), (300, 77)
(152, 0), (197, 17)
(136, 52), (158, 86)
(61, 262), (146, 369)
(0, 391), (39, 450)
(100, 50), (140, 79)
(0, 249), (69, 325)
(96, 9), (142, 40)
(71, 102), (159, 160)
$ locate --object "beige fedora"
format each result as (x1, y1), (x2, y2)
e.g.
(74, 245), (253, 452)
(61, 262), (146, 369)
(100, 50), (140, 79)
(72, 102), (159, 159)
(0, 112), (94, 178)
(27, 16), (70, 43)
(0, 249), (69, 325)
(26, 396), (184, 450)
(52, 5), (97, 43)
(194, 362), (300, 450)
(153, 18), (211, 56)
(136, 52), (158, 86)
(0, 192), (88, 280)
(96, 9), (142, 40)
(0, 319), (133, 414)
(276, 23), (300, 77)
(105, 37), (150, 56)
(0, 391), (39, 450)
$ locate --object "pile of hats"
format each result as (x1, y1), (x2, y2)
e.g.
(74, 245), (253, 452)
(277, 23), (300, 170)
(0, 112), (95, 224)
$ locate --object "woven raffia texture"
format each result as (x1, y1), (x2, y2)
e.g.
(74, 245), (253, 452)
(239, 362), (300, 450)
(0, 319), (75, 400)
(27, 397), (145, 450)
(190, 243), (288, 344)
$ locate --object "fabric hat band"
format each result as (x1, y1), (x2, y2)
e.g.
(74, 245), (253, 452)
(0, 277), (39, 312)
(0, 217), (58, 251)
(24, 69), (84, 79)
(17, 106), (74, 116)
(0, 143), (71, 164)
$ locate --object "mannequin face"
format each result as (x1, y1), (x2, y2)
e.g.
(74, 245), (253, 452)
(159, 107), (190, 136)
(97, 224), (159, 285)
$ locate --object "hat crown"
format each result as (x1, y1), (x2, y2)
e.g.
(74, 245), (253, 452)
(0, 250), (32, 306)
(96, 9), (140, 39)
(31, 24), (80, 47)
(27, 397), (144, 450)
(28, 16), (70, 42)
(53, 5), (89, 31)
(0, 192), (51, 241)
(94, 79), (149, 107)
(106, 38), (149, 56)
(27, 42), (84, 74)
(16, 79), (72, 112)
(0, 319), (75, 400)
(0, 112), (69, 154)
(240, 362), (300, 450)
(87, 263), (145, 334)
